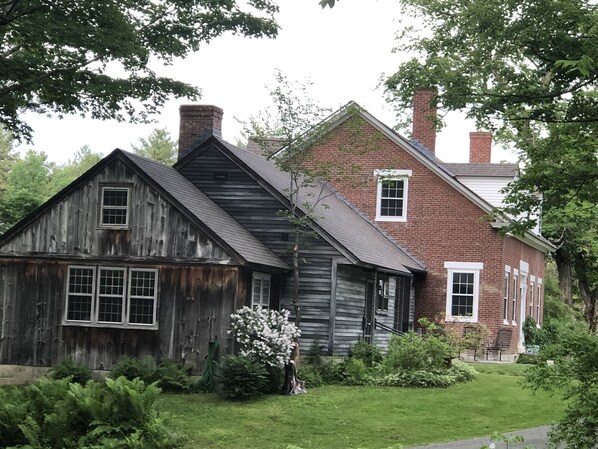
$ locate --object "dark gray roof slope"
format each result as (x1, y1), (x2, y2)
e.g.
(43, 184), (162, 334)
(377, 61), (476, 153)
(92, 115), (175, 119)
(442, 163), (518, 178)
(121, 151), (288, 270)
(214, 139), (424, 274)
(245, 137), (286, 156)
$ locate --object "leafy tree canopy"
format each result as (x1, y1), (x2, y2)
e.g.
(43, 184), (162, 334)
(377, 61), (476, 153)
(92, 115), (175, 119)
(1, 0), (279, 142)
(132, 128), (178, 165)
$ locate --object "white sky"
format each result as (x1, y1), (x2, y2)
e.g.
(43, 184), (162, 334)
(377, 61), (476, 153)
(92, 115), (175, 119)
(18, 0), (516, 165)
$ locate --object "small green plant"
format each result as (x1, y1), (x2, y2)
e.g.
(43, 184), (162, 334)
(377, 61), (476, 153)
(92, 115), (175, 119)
(48, 356), (93, 384)
(218, 355), (268, 400)
(110, 355), (157, 382)
(350, 340), (383, 367)
(298, 364), (324, 388)
(481, 431), (534, 449)
(342, 357), (372, 385)
(110, 355), (193, 393)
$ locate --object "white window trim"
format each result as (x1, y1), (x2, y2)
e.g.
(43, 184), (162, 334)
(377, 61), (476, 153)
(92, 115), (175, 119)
(251, 272), (271, 309)
(374, 169), (412, 222)
(529, 275), (536, 318)
(100, 186), (130, 228)
(512, 268), (519, 326)
(444, 262), (483, 323)
(64, 265), (158, 329)
(503, 267), (511, 325)
(96, 266), (127, 324)
(536, 278), (543, 326)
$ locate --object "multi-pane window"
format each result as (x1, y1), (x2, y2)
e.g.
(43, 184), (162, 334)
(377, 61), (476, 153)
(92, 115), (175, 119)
(503, 269), (510, 322)
(377, 278), (389, 312)
(101, 187), (129, 227)
(512, 272), (518, 324)
(251, 272), (271, 308)
(65, 266), (158, 328)
(444, 262), (482, 322)
(529, 279), (535, 318)
(375, 169), (412, 222)
(537, 280), (543, 324)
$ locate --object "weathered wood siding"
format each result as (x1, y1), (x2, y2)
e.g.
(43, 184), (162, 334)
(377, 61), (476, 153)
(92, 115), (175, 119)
(0, 259), (247, 372)
(178, 145), (346, 348)
(0, 159), (231, 263)
(334, 265), (399, 354)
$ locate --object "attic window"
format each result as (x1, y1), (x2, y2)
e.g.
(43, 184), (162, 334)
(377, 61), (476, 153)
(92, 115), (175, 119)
(374, 169), (412, 222)
(100, 187), (130, 228)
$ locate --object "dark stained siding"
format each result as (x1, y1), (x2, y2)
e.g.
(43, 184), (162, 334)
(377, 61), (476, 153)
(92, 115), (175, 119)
(178, 145), (345, 347)
(0, 259), (244, 373)
(0, 160), (231, 262)
(372, 276), (396, 349)
(334, 265), (367, 354)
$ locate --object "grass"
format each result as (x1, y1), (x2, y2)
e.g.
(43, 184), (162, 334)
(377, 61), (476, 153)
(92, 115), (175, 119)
(158, 362), (565, 449)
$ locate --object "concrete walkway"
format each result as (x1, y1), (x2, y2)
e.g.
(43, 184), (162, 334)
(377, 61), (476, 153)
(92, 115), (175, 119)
(407, 426), (552, 449)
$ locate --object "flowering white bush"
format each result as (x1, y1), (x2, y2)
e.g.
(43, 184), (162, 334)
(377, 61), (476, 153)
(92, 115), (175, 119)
(229, 307), (301, 368)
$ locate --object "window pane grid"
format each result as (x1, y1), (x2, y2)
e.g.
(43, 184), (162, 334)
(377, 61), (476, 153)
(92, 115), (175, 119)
(450, 272), (474, 317)
(98, 269), (125, 323)
(252, 273), (271, 308)
(512, 276), (518, 322)
(380, 180), (404, 217)
(67, 267), (94, 321)
(101, 188), (129, 226)
(129, 270), (156, 325)
(503, 272), (510, 321)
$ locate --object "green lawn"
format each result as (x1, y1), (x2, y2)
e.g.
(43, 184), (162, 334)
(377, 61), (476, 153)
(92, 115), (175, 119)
(158, 363), (564, 449)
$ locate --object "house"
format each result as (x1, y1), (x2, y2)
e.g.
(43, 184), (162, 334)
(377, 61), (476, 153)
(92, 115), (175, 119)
(284, 89), (554, 354)
(0, 107), (424, 378)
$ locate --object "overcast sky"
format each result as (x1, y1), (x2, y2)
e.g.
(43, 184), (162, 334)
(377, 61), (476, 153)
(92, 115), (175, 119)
(18, 0), (516, 165)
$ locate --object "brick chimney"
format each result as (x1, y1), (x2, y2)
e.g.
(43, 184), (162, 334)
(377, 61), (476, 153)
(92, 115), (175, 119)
(469, 131), (492, 163)
(412, 88), (437, 153)
(178, 105), (223, 160)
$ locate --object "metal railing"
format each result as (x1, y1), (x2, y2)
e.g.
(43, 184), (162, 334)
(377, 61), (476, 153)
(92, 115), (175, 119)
(374, 319), (403, 336)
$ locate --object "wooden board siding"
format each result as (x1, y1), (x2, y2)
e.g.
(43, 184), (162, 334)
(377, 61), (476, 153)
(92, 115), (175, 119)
(372, 276), (396, 350)
(334, 265), (367, 354)
(179, 145), (346, 350)
(0, 259), (245, 373)
(0, 159), (232, 263)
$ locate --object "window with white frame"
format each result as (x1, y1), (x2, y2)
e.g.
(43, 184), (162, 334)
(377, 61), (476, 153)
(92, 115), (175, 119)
(65, 265), (158, 328)
(251, 272), (271, 308)
(444, 262), (483, 322)
(537, 279), (543, 324)
(100, 186), (130, 227)
(376, 278), (389, 312)
(503, 267), (510, 323)
(529, 276), (535, 318)
(374, 169), (412, 222)
(511, 269), (518, 325)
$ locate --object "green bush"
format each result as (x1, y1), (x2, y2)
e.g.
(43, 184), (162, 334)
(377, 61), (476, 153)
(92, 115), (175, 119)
(263, 364), (285, 394)
(298, 364), (324, 388)
(378, 369), (456, 388)
(48, 356), (92, 384)
(0, 376), (180, 449)
(110, 355), (192, 393)
(448, 360), (478, 382)
(523, 317), (541, 346)
(517, 353), (540, 365)
(342, 357), (372, 385)
(385, 332), (428, 371)
(350, 340), (383, 367)
(218, 355), (268, 401)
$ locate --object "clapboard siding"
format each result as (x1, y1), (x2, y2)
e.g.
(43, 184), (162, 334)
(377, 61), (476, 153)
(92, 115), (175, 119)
(334, 265), (367, 354)
(0, 160), (231, 262)
(179, 145), (346, 348)
(372, 277), (396, 350)
(0, 259), (247, 373)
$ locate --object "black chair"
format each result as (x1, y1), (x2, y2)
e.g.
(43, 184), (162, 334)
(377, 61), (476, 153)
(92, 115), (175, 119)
(485, 328), (513, 361)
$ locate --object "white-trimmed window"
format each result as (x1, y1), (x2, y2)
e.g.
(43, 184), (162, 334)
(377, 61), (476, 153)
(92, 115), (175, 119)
(529, 276), (535, 318)
(374, 169), (412, 222)
(537, 278), (543, 325)
(503, 267), (510, 324)
(512, 269), (519, 325)
(100, 186), (130, 227)
(65, 265), (158, 328)
(377, 278), (389, 312)
(444, 262), (483, 322)
(251, 272), (271, 309)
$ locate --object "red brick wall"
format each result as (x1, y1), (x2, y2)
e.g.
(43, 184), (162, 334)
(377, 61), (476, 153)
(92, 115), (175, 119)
(469, 132), (492, 164)
(303, 117), (546, 353)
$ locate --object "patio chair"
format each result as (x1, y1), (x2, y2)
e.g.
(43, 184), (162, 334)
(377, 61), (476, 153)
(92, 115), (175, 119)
(485, 328), (513, 361)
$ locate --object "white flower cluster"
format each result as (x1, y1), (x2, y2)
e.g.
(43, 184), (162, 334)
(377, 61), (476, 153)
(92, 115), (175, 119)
(229, 306), (301, 368)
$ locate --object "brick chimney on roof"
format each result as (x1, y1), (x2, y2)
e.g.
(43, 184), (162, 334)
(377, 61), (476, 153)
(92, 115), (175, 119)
(412, 88), (437, 154)
(469, 131), (492, 163)
(178, 105), (223, 160)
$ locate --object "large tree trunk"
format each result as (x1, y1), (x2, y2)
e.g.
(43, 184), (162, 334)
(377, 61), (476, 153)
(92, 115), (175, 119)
(555, 248), (574, 306)
(574, 253), (598, 332)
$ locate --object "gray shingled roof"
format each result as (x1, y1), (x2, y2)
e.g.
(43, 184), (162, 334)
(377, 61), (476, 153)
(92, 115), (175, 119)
(121, 151), (289, 270)
(441, 163), (518, 178)
(245, 137), (286, 157)
(215, 139), (424, 274)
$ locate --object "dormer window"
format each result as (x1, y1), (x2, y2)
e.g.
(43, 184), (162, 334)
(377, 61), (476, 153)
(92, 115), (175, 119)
(100, 187), (130, 228)
(374, 169), (412, 222)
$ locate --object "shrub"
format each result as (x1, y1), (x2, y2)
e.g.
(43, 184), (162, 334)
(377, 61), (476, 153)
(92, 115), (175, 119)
(263, 364), (285, 394)
(350, 340), (383, 367)
(48, 356), (92, 384)
(378, 369), (456, 388)
(110, 355), (157, 382)
(110, 355), (192, 393)
(218, 355), (268, 401)
(319, 358), (346, 384)
(516, 353), (540, 365)
(298, 364), (324, 388)
(0, 376), (180, 449)
(448, 360), (478, 382)
(342, 357), (372, 386)
(229, 307), (300, 368)
(523, 317), (541, 346)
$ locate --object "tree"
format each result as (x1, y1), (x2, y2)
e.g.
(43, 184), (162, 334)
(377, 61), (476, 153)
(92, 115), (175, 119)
(0, 125), (17, 192)
(1, 0), (279, 142)
(132, 128), (178, 165)
(245, 71), (333, 394)
(49, 145), (103, 193)
(382, 0), (598, 328)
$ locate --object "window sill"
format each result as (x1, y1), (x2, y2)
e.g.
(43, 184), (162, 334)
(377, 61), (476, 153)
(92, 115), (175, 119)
(375, 216), (407, 222)
(63, 321), (158, 331)
(511, 321), (517, 327)
(503, 319), (510, 325)
(376, 311), (389, 316)
(445, 316), (478, 323)
(97, 225), (131, 231)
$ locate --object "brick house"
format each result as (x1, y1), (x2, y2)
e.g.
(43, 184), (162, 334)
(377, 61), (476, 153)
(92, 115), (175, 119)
(282, 90), (554, 354)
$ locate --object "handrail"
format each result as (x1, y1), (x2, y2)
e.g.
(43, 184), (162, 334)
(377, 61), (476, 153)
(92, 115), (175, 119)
(375, 320), (403, 336)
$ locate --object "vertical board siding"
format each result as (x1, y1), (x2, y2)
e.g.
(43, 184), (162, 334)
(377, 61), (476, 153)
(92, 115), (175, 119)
(0, 259), (242, 373)
(334, 265), (367, 354)
(0, 160), (231, 262)
(179, 145), (346, 350)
